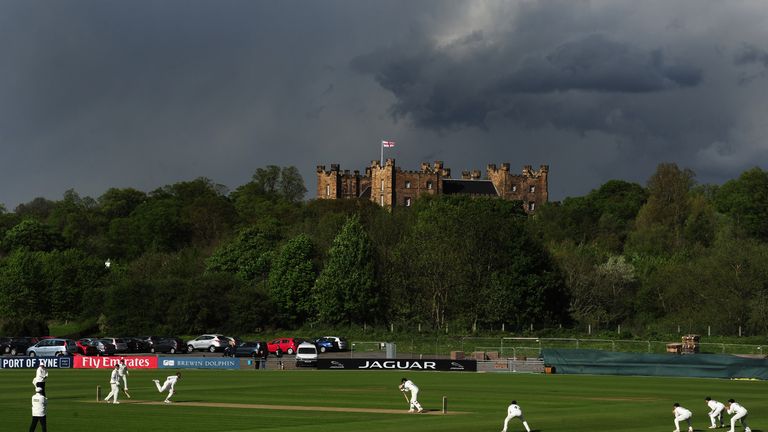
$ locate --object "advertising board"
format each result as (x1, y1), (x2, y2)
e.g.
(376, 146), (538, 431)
(73, 356), (158, 369)
(158, 357), (239, 369)
(316, 359), (477, 371)
(0, 356), (72, 369)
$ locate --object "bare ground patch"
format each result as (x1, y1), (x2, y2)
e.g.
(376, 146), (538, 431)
(84, 400), (467, 415)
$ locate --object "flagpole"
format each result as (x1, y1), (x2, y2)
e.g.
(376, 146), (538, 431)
(381, 141), (384, 167)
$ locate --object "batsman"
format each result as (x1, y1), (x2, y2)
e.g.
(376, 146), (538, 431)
(399, 377), (425, 413)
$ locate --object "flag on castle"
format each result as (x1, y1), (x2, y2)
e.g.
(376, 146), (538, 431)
(382, 140), (395, 147)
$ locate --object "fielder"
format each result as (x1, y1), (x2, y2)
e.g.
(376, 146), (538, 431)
(399, 377), (424, 413)
(32, 363), (48, 396)
(706, 397), (726, 429)
(501, 400), (531, 432)
(118, 358), (130, 398)
(153, 372), (181, 404)
(726, 399), (751, 432)
(673, 403), (694, 432)
(104, 364), (121, 404)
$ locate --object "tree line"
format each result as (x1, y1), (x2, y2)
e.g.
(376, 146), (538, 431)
(1, 163), (767, 337)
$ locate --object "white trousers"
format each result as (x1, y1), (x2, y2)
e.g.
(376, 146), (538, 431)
(729, 411), (749, 432)
(709, 407), (724, 427)
(120, 375), (129, 391)
(503, 412), (531, 432)
(408, 389), (422, 411)
(155, 379), (175, 401)
(104, 383), (119, 403)
(675, 413), (692, 431)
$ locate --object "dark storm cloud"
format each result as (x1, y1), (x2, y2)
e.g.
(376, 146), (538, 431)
(1, 0), (768, 209)
(352, 33), (702, 131)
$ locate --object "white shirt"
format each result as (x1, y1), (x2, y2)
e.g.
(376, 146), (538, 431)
(118, 363), (128, 377)
(402, 380), (418, 393)
(508, 404), (523, 417)
(708, 400), (725, 414)
(33, 366), (48, 384)
(674, 406), (692, 418)
(110, 368), (120, 385)
(727, 403), (747, 416)
(165, 375), (179, 390)
(32, 394), (47, 417)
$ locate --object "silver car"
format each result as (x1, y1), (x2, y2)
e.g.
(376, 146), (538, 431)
(186, 334), (228, 353)
(26, 339), (77, 357)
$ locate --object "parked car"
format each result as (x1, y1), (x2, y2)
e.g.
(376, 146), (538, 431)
(149, 338), (184, 354)
(295, 342), (318, 367)
(0, 337), (33, 356)
(125, 337), (151, 353)
(79, 338), (116, 356)
(232, 341), (268, 358)
(313, 336), (350, 353)
(26, 338), (78, 357)
(101, 337), (129, 353)
(267, 338), (304, 355)
(186, 334), (229, 353)
(75, 339), (98, 356)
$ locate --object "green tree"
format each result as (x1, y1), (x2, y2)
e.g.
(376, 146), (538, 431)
(268, 234), (316, 326)
(98, 187), (147, 219)
(206, 226), (280, 281)
(0, 249), (48, 320)
(314, 215), (378, 324)
(2, 219), (64, 252)
(626, 163), (695, 255)
(715, 167), (768, 241)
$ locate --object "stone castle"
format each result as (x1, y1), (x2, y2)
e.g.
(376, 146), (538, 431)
(316, 159), (549, 212)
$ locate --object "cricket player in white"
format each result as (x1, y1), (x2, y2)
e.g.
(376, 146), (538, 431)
(118, 358), (130, 398)
(399, 378), (424, 413)
(501, 400), (531, 432)
(706, 397), (726, 429)
(726, 399), (751, 432)
(104, 364), (121, 404)
(153, 372), (181, 403)
(32, 363), (48, 396)
(673, 403), (694, 432)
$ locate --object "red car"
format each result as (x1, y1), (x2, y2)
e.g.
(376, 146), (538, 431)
(75, 339), (99, 356)
(267, 338), (304, 355)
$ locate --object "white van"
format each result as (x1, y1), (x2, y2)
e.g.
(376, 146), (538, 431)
(295, 342), (318, 367)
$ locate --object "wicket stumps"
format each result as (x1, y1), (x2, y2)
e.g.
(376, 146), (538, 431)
(96, 385), (101, 402)
(442, 396), (447, 414)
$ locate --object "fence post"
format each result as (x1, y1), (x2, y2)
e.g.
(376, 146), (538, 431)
(708, 326), (711, 337)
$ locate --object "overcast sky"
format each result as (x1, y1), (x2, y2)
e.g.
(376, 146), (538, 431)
(2, 0), (768, 209)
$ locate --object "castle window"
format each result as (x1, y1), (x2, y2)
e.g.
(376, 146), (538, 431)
(529, 185), (535, 193)
(511, 185), (517, 192)
(325, 185), (330, 197)
(426, 181), (433, 190)
(405, 180), (411, 189)
(380, 195), (384, 206)
(380, 180), (384, 191)
(405, 197), (412, 207)
(529, 202), (535, 211)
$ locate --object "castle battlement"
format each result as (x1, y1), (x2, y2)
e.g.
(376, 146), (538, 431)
(317, 159), (548, 213)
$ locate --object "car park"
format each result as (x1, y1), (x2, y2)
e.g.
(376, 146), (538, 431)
(186, 334), (229, 353)
(267, 338), (304, 355)
(232, 341), (268, 358)
(1, 337), (33, 356)
(26, 338), (77, 357)
(313, 336), (349, 353)
(295, 342), (318, 367)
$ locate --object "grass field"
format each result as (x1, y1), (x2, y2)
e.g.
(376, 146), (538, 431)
(2, 368), (766, 432)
